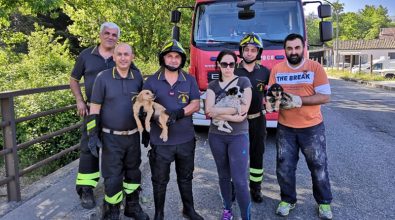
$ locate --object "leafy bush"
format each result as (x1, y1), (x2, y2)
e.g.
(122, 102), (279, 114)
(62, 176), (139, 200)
(0, 24), (80, 178)
(134, 58), (159, 76)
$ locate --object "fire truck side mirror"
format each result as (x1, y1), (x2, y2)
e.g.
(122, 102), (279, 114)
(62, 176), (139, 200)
(319, 21), (333, 42)
(171, 10), (181, 23)
(318, 4), (332, 18)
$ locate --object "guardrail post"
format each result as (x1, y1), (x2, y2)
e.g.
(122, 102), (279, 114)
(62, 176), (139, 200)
(1, 96), (21, 201)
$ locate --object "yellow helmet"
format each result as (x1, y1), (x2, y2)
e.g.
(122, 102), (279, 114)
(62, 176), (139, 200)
(158, 39), (187, 68)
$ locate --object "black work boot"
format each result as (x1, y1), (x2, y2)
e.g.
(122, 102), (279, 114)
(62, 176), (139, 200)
(178, 182), (204, 220)
(102, 201), (120, 220)
(124, 191), (149, 220)
(153, 184), (166, 220)
(79, 186), (96, 209)
(250, 182), (263, 203)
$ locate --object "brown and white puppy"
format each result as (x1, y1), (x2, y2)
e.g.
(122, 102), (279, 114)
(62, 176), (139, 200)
(133, 90), (169, 142)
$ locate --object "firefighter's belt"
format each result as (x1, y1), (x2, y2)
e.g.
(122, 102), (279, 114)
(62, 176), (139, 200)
(247, 110), (266, 120)
(102, 127), (138, 136)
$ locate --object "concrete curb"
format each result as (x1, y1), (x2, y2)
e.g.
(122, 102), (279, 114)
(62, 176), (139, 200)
(339, 77), (395, 91)
(0, 160), (79, 217)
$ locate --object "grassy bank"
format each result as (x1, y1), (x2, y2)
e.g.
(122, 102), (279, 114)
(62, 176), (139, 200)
(326, 68), (394, 81)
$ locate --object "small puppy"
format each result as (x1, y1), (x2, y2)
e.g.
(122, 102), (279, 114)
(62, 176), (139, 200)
(133, 90), (169, 142)
(212, 86), (246, 133)
(265, 83), (292, 112)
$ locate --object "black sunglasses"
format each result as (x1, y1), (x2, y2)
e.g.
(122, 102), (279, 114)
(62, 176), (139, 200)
(219, 62), (236, 68)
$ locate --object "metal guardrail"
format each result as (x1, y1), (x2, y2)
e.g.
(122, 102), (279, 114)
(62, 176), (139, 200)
(0, 85), (80, 201)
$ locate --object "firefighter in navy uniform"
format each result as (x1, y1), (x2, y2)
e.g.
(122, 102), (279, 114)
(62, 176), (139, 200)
(235, 33), (270, 203)
(143, 40), (203, 220)
(88, 43), (149, 220)
(70, 22), (119, 209)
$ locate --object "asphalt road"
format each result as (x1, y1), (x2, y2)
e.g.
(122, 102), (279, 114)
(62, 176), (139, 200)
(320, 78), (395, 220)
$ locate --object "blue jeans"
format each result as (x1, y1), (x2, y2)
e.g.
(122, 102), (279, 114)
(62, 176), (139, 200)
(276, 122), (332, 204)
(209, 133), (251, 220)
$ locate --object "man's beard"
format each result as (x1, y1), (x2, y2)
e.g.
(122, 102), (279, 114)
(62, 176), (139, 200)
(286, 53), (303, 65)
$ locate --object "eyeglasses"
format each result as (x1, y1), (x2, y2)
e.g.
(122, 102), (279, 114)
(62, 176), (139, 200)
(219, 62), (235, 68)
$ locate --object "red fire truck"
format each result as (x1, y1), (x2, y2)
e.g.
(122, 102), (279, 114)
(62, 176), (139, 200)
(171, 0), (332, 127)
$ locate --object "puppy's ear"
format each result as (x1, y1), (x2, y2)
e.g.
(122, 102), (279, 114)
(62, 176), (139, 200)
(136, 92), (143, 102)
(276, 84), (284, 92)
(267, 85), (273, 95)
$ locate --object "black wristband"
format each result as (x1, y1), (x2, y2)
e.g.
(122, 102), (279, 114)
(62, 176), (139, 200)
(176, 108), (185, 119)
(85, 114), (101, 135)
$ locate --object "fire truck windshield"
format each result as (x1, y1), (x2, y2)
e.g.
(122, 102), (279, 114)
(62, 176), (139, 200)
(193, 0), (304, 49)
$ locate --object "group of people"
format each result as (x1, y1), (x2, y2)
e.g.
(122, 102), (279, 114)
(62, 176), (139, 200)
(70, 22), (334, 220)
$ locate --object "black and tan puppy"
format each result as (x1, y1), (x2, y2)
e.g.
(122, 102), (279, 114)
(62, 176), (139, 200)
(133, 90), (169, 142)
(265, 83), (292, 112)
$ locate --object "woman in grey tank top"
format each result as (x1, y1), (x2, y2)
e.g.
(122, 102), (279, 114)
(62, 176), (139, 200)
(205, 50), (252, 220)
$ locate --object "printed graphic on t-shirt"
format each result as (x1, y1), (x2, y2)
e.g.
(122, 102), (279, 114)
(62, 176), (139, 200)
(275, 71), (314, 85)
(178, 91), (190, 104)
(256, 79), (266, 92)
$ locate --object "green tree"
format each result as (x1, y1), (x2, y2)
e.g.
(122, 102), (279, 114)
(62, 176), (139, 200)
(339, 12), (368, 40)
(1, 24), (73, 91)
(360, 5), (391, 39)
(62, 0), (194, 62)
(331, 0), (344, 41)
(306, 13), (320, 46)
(339, 5), (391, 40)
(0, 0), (62, 27)
(0, 24), (80, 178)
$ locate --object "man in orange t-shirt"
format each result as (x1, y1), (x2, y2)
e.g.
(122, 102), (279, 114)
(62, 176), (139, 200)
(268, 33), (333, 220)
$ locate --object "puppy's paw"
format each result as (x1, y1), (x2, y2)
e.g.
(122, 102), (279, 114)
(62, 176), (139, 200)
(224, 123), (233, 131)
(160, 134), (168, 142)
(137, 126), (144, 133)
(218, 127), (232, 133)
(223, 129), (232, 133)
(145, 125), (151, 132)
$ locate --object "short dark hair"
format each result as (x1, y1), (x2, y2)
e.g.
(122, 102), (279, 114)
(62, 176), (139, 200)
(283, 33), (305, 49)
(215, 50), (237, 82)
